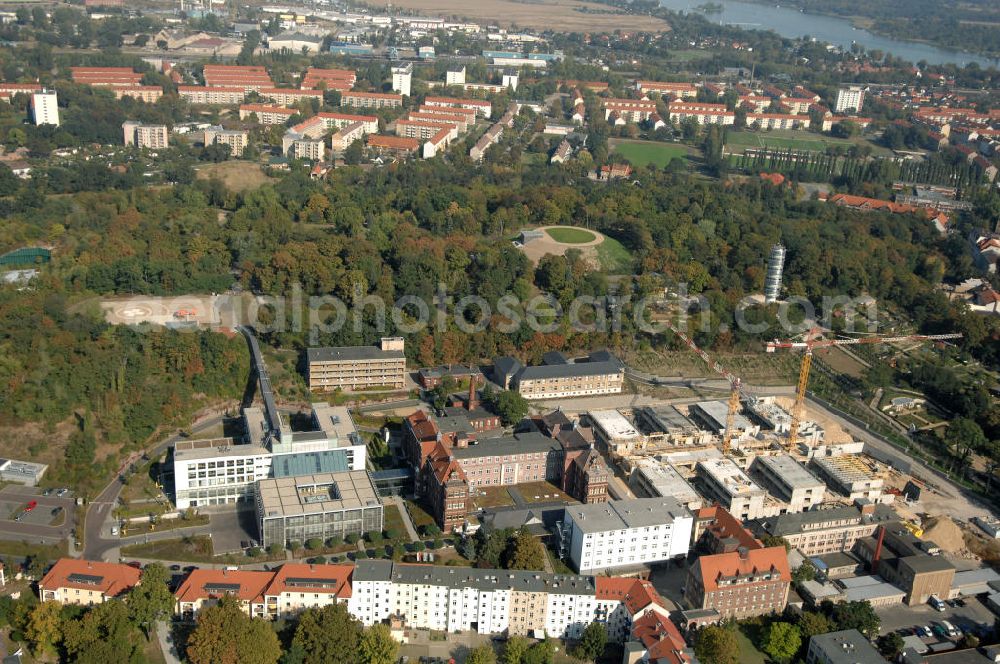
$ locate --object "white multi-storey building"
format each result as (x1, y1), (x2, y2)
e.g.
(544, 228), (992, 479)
(835, 87), (865, 113)
(561, 498), (693, 573)
(696, 457), (767, 521)
(751, 454), (826, 513)
(31, 90), (59, 126)
(122, 122), (169, 149)
(172, 403), (366, 508)
(391, 62), (413, 96)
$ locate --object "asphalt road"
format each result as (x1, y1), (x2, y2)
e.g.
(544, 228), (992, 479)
(83, 415), (225, 561)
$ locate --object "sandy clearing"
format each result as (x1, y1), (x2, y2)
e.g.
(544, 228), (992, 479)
(519, 225), (606, 268)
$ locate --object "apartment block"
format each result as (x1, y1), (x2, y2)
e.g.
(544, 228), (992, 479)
(291, 137), (325, 161)
(256, 470), (383, 549)
(747, 113), (811, 130)
(330, 121), (366, 153)
(203, 64), (273, 89)
(203, 126), (248, 157)
(396, 119), (458, 141)
(391, 62), (412, 96)
(306, 337), (406, 392)
(301, 67), (356, 91)
(561, 498), (693, 573)
(696, 458), (767, 521)
(750, 454), (825, 513)
(71, 66), (142, 87)
(342, 91), (403, 109)
(424, 96), (493, 118)
(602, 98), (658, 123)
(628, 459), (703, 510)
(635, 80), (697, 98)
(240, 104), (296, 125)
(754, 502), (896, 556)
(668, 101), (736, 125)
(179, 86), (246, 105)
(114, 86), (163, 103)
(835, 87), (865, 113)
(261, 88), (323, 106)
(39, 559), (140, 606)
(367, 134), (420, 156)
(175, 568), (275, 619)
(318, 111), (379, 134)
(30, 90), (59, 126)
(122, 121), (169, 149)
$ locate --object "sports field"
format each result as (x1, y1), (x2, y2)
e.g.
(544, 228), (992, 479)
(611, 140), (690, 167)
(546, 226), (597, 244)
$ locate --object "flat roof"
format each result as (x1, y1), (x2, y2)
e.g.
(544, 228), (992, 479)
(697, 458), (764, 497)
(637, 405), (698, 433)
(631, 460), (701, 505)
(809, 629), (886, 664)
(389, 562), (596, 595)
(757, 503), (896, 537)
(689, 400), (754, 431)
(587, 410), (640, 440)
(174, 437), (270, 462)
(257, 470), (381, 519)
(310, 403), (358, 441)
(565, 497), (690, 534)
(755, 455), (825, 490)
(307, 345), (405, 363)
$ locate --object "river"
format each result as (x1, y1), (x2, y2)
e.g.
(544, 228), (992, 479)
(659, 0), (1000, 69)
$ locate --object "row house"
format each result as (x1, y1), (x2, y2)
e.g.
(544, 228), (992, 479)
(39, 559), (140, 606)
(747, 113), (810, 130)
(739, 95), (771, 112)
(261, 88), (322, 106)
(668, 101), (735, 126)
(0, 82), (42, 101)
(424, 96), (493, 118)
(240, 104), (296, 125)
(602, 98), (658, 123)
(635, 80), (697, 99)
(342, 91), (404, 109)
(178, 86), (246, 105)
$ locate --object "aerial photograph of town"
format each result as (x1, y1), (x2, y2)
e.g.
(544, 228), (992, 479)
(0, 0), (999, 661)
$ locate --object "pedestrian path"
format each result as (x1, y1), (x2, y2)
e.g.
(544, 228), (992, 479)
(388, 495), (420, 542)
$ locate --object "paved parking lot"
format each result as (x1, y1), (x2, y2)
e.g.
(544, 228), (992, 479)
(202, 507), (258, 554)
(877, 596), (996, 637)
(0, 485), (77, 544)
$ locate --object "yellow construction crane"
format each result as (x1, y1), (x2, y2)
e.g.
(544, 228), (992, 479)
(766, 331), (963, 450)
(661, 319), (748, 455)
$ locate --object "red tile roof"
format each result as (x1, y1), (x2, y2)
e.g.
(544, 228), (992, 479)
(175, 569), (274, 605)
(40, 558), (141, 599)
(693, 545), (790, 593)
(594, 578), (667, 615)
(367, 135), (420, 151)
(264, 563), (353, 598)
(632, 612), (692, 664)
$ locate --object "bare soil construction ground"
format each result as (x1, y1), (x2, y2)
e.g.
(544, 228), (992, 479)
(196, 161), (275, 193)
(360, 0), (669, 31)
(519, 225), (606, 268)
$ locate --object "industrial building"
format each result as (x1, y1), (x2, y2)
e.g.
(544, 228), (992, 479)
(810, 455), (884, 501)
(307, 337), (406, 392)
(696, 458), (767, 521)
(750, 454), (826, 512)
(255, 470), (384, 549)
(853, 523), (955, 606)
(559, 497), (693, 573)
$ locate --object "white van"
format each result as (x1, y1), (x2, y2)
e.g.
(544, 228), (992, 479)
(929, 595), (946, 611)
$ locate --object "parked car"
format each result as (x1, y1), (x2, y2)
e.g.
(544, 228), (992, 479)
(24, 500), (37, 512)
(930, 595), (947, 611)
(56, 488), (68, 497)
(918, 626), (933, 638)
(42, 488), (53, 496)
(170, 564), (181, 571)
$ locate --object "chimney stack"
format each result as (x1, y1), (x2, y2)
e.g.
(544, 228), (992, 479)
(468, 374), (478, 412)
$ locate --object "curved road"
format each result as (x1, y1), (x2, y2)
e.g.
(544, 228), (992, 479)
(83, 415), (225, 561)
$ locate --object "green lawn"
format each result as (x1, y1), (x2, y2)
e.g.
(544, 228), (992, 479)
(725, 129), (890, 156)
(545, 226), (598, 244)
(611, 140), (690, 168)
(596, 236), (633, 273)
(736, 627), (769, 664)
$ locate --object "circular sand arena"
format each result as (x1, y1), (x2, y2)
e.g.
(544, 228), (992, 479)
(518, 226), (606, 267)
